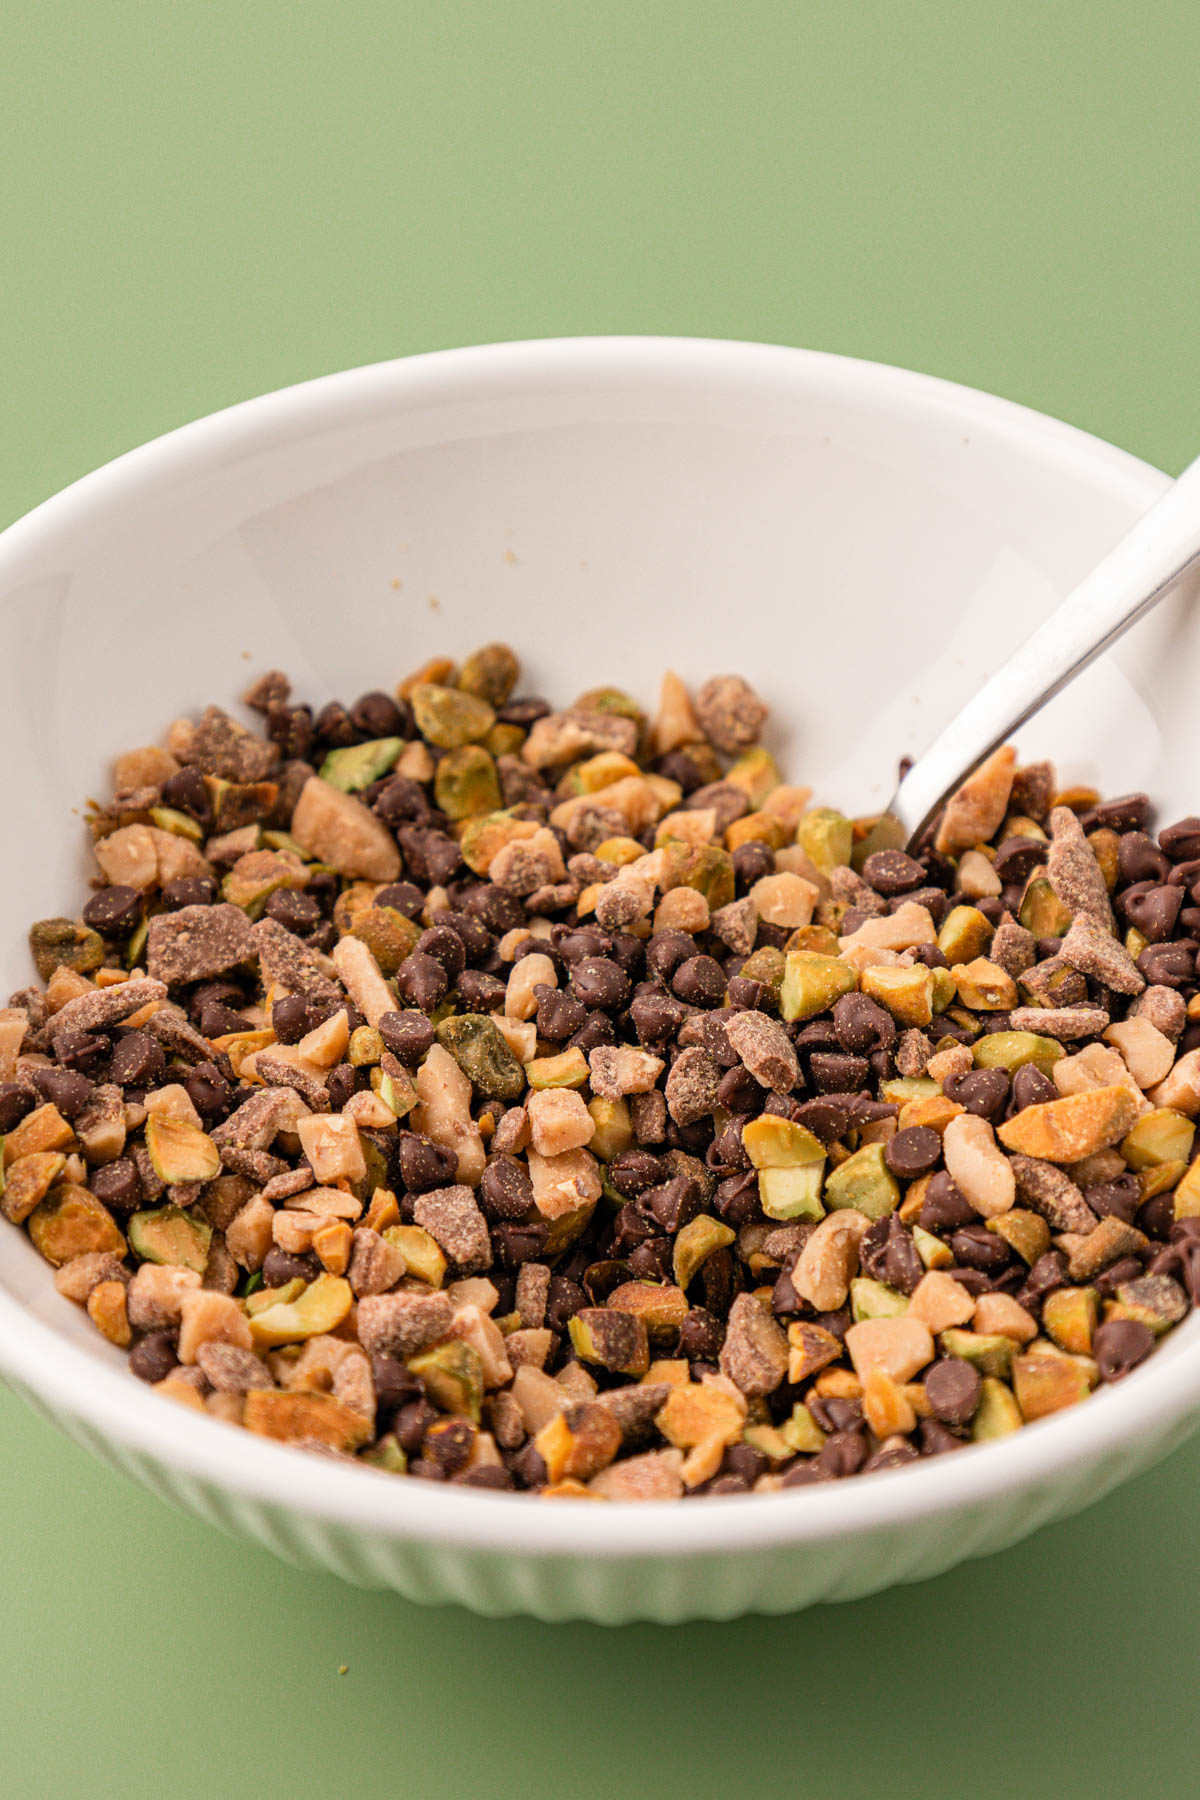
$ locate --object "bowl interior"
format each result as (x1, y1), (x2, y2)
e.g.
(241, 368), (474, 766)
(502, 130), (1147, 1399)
(1, 337), (1197, 1391)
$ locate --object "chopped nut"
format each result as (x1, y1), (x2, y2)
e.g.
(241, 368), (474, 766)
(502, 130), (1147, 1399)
(942, 1113), (1015, 1219)
(844, 1315), (935, 1384)
(177, 1289), (253, 1363)
(717, 1293), (789, 1396)
(997, 1085), (1143, 1162)
(908, 1269), (976, 1332)
(534, 1401), (622, 1481)
(934, 747), (1017, 855)
(793, 1209), (870, 1311)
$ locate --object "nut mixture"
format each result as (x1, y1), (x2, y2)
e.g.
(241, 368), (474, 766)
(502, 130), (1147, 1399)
(6, 650), (1200, 1501)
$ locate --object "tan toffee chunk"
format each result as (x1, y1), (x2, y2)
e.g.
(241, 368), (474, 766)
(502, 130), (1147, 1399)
(8, 653), (1200, 1499)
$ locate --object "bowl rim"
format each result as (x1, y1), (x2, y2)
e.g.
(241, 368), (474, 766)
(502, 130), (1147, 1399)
(0, 333), (1189, 1560)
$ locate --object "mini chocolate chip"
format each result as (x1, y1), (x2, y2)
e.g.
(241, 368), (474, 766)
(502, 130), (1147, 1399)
(671, 955), (726, 1008)
(108, 1030), (167, 1089)
(129, 1333), (178, 1384)
(919, 1171), (976, 1232)
(1159, 817), (1200, 862)
(349, 690), (407, 738)
(262, 1247), (321, 1287)
(161, 766), (214, 824)
(732, 842), (776, 888)
(677, 1307), (725, 1362)
(1010, 1063), (1060, 1111)
(645, 930), (697, 982)
(199, 1000), (250, 1038)
(395, 950), (449, 1011)
(924, 1357), (982, 1425)
(377, 1010), (436, 1065)
(1084, 1174), (1141, 1223)
(544, 1276), (586, 1333)
(51, 1028), (109, 1073)
(949, 1225), (1011, 1271)
(629, 990), (686, 1046)
(1095, 793), (1150, 832)
(861, 849), (925, 895)
(1093, 1318), (1155, 1381)
(812, 1430), (867, 1479)
(570, 956), (631, 1012)
(270, 994), (312, 1045)
(480, 1155), (535, 1221)
(609, 1149), (666, 1197)
(1118, 831), (1172, 886)
(885, 1125), (943, 1179)
(397, 1132), (458, 1192)
(1136, 941), (1198, 989)
(809, 1051), (869, 1093)
(184, 1062), (234, 1121)
(81, 885), (142, 937)
(1121, 883), (1183, 942)
(370, 1354), (423, 1415)
(640, 1174), (702, 1234)
(491, 1220), (549, 1268)
(534, 985), (588, 1041)
(263, 888), (322, 935)
(832, 992), (896, 1053)
(457, 969), (507, 1010)
(30, 1066), (94, 1119)
(90, 1158), (142, 1213)
(943, 1068), (1010, 1119)
(162, 877), (218, 909)
(992, 836), (1046, 884)
(919, 1418), (966, 1456)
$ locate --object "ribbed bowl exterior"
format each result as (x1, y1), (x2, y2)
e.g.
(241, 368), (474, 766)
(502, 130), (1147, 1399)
(13, 1370), (1193, 1623)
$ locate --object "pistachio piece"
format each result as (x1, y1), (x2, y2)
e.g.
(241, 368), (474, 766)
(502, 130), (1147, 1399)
(972, 1031), (1065, 1077)
(859, 964), (935, 1028)
(144, 1114), (221, 1185)
(407, 1340), (485, 1422)
(951, 958), (1018, 1011)
(1111, 1273), (1189, 1335)
(525, 1048), (590, 1090)
(759, 1166), (826, 1221)
(409, 682), (495, 749)
(988, 1208), (1052, 1265)
(568, 1308), (650, 1375)
(319, 737), (405, 792)
(27, 1187), (125, 1267)
(656, 1381), (746, 1449)
(1012, 1350), (1091, 1421)
(796, 807), (854, 875)
(436, 1014), (526, 1100)
(434, 744), (502, 820)
(244, 1389), (372, 1452)
(1119, 1108), (1195, 1171)
(939, 1328), (1015, 1380)
(348, 906), (421, 974)
(128, 1205), (213, 1274)
(248, 1273), (354, 1347)
(971, 1376), (1023, 1440)
(3, 1102), (75, 1164)
(786, 1320), (843, 1384)
(850, 1277), (910, 1321)
(0, 1151), (68, 1225)
(672, 1214), (736, 1290)
(937, 905), (994, 965)
(459, 643), (520, 708)
(29, 917), (106, 982)
(1018, 876), (1073, 938)
(604, 1281), (689, 1342)
(742, 1115), (825, 1169)
(779, 950), (858, 1022)
(658, 841), (736, 910)
(535, 1400), (622, 1481)
(823, 1143), (900, 1220)
(1042, 1286), (1100, 1355)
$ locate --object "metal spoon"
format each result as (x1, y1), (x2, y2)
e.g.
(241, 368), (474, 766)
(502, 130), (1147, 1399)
(881, 452), (1200, 851)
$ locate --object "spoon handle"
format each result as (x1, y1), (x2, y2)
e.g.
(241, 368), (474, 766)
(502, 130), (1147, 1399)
(890, 450), (1200, 845)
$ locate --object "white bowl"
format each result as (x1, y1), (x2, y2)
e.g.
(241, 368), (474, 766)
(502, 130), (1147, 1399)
(2, 337), (1199, 1624)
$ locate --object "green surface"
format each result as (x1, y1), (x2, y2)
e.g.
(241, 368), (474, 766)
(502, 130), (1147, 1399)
(4, 3), (1200, 1793)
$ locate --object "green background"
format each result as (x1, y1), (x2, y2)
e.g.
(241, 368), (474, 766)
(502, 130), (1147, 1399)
(2, 3), (1199, 1794)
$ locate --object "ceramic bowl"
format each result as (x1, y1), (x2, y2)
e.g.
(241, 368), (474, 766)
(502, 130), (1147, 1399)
(1, 337), (1197, 1623)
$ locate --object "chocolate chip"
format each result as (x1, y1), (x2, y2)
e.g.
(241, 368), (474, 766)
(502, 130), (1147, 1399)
(732, 842), (775, 888)
(671, 955), (726, 1008)
(161, 876), (219, 910)
(479, 1155), (535, 1221)
(1120, 882), (1183, 942)
(108, 1030), (167, 1088)
(129, 1333), (178, 1384)
(919, 1418), (966, 1456)
(645, 930), (696, 982)
(395, 950), (449, 1011)
(949, 1225), (1011, 1271)
(397, 1132), (458, 1192)
(1159, 817), (1200, 862)
(491, 1220), (549, 1268)
(370, 1354), (423, 1416)
(51, 1028), (109, 1073)
(90, 1158), (142, 1214)
(457, 969), (507, 1011)
(861, 849), (925, 895)
(1136, 941), (1197, 989)
(1118, 831), (1172, 886)
(924, 1356), (982, 1425)
(943, 1068), (1009, 1119)
(1010, 1063), (1059, 1111)
(81, 885), (142, 937)
(570, 956), (631, 1012)
(992, 836), (1046, 883)
(609, 1150), (666, 1198)
(270, 994), (312, 1045)
(832, 992), (896, 1053)
(184, 1062), (234, 1121)
(262, 1247), (321, 1287)
(1084, 1174), (1141, 1223)
(885, 1125), (943, 1179)
(919, 1171), (976, 1232)
(30, 1066), (94, 1119)
(377, 1010), (436, 1065)
(350, 691), (407, 738)
(639, 1174), (702, 1234)
(534, 985), (587, 1041)
(263, 889), (322, 935)
(1094, 1318), (1155, 1381)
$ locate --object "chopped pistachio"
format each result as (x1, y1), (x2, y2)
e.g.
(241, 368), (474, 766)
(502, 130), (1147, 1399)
(409, 683), (495, 749)
(672, 1214), (736, 1290)
(1119, 1108), (1196, 1171)
(823, 1143), (900, 1220)
(525, 1048), (590, 1089)
(434, 744), (502, 820)
(248, 1273), (354, 1348)
(939, 1328), (1015, 1380)
(1042, 1286), (1100, 1354)
(348, 1025), (385, 1066)
(568, 1308), (650, 1375)
(971, 1376), (1023, 1440)
(972, 1031), (1065, 1077)
(128, 1205), (213, 1274)
(1013, 1350), (1090, 1421)
(780, 1404), (828, 1455)
(408, 1340), (485, 1421)
(795, 807), (853, 875)
(759, 1166), (826, 1221)
(586, 1096), (634, 1161)
(988, 1208), (1052, 1265)
(458, 643), (520, 708)
(29, 918), (106, 982)
(850, 1277), (909, 1321)
(27, 1187), (125, 1266)
(347, 905), (421, 975)
(779, 951), (858, 1022)
(383, 1225), (447, 1287)
(859, 965), (935, 1028)
(937, 905), (994, 964)
(742, 1115), (825, 1169)
(436, 1014), (526, 1100)
(318, 737), (405, 792)
(1018, 875), (1072, 938)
